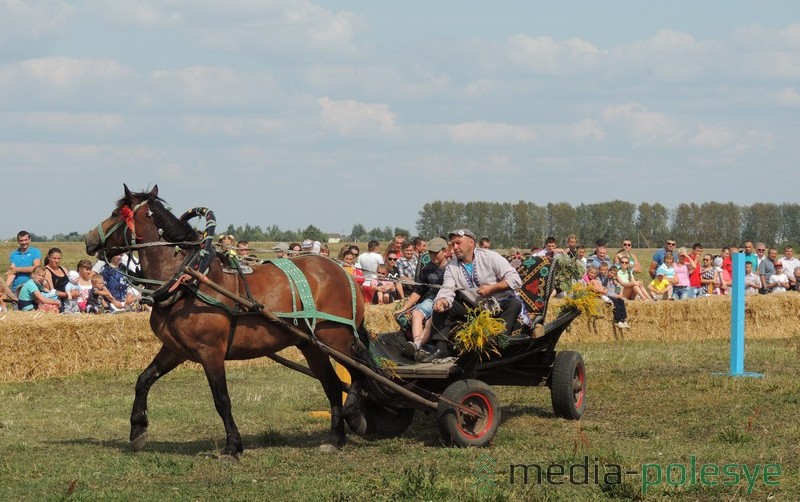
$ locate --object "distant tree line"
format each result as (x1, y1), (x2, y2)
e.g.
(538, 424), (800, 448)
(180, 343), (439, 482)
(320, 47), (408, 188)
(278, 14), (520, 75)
(13, 201), (798, 249)
(415, 201), (800, 249)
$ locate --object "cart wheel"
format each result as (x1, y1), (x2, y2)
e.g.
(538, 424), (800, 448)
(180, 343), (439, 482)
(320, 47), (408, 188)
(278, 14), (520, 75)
(361, 401), (414, 438)
(437, 379), (500, 447)
(550, 350), (586, 419)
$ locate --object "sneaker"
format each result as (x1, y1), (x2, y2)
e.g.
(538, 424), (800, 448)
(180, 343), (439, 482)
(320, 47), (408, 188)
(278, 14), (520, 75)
(402, 341), (417, 359)
(622, 322), (631, 328)
(601, 295), (613, 304)
(614, 321), (627, 329)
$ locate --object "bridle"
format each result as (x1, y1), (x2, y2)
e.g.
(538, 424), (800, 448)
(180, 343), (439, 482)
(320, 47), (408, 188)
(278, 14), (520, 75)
(91, 198), (217, 304)
(95, 200), (151, 254)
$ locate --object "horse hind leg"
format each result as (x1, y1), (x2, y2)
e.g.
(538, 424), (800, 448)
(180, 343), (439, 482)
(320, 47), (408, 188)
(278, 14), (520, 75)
(300, 345), (348, 452)
(130, 346), (185, 452)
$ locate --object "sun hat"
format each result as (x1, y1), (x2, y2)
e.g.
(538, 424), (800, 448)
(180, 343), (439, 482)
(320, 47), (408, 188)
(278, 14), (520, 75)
(428, 237), (448, 253)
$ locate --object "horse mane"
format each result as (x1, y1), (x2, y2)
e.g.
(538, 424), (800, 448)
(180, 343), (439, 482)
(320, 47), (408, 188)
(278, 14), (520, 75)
(117, 190), (198, 243)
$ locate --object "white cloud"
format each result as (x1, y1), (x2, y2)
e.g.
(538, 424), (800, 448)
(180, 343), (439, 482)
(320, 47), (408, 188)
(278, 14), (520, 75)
(687, 124), (734, 148)
(319, 97), (397, 137)
(182, 114), (283, 137)
(150, 66), (282, 109)
(0, 112), (124, 136)
(450, 121), (537, 145)
(0, 0), (74, 44)
(89, 0), (367, 56)
(506, 34), (604, 75)
(0, 57), (140, 107)
(602, 103), (686, 146)
(572, 119), (606, 142)
(777, 87), (800, 106)
(614, 29), (716, 80)
(304, 64), (449, 100)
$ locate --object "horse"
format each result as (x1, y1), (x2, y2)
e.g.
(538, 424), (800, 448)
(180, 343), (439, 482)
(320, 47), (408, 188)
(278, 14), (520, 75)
(85, 185), (366, 459)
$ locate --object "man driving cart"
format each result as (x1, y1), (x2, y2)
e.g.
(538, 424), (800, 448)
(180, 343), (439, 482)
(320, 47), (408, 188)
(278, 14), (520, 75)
(423, 229), (523, 362)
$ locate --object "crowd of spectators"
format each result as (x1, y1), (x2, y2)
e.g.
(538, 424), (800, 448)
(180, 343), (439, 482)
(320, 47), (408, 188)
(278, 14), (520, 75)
(2, 230), (144, 314)
(5, 227), (799, 317)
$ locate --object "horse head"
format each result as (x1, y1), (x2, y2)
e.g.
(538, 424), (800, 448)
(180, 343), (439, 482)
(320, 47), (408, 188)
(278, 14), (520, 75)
(86, 184), (197, 258)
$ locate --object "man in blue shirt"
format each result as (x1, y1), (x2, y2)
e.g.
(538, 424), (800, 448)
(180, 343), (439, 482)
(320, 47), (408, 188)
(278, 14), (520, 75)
(648, 239), (677, 279)
(6, 230), (42, 293)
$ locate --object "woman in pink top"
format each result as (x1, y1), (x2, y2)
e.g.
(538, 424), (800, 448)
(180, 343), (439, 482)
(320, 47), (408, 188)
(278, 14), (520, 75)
(672, 247), (693, 299)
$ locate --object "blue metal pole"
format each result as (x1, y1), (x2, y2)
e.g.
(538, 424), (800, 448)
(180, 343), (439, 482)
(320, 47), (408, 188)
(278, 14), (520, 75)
(730, 253), (744, 375)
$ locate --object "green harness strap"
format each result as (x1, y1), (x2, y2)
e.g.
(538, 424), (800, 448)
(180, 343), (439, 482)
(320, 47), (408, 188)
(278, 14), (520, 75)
(266, 258), (359, 335)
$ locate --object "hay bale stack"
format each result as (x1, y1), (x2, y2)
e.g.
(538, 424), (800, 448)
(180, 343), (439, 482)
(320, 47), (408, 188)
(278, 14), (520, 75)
(0, 312), (293, 382)
(548, 293), (800, 342)
(2, 293), (798, 381)
(365, 294), (800, 343)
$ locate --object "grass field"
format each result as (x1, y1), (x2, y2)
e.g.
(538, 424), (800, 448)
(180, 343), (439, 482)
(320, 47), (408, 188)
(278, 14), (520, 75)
(1, 337), (797, 501)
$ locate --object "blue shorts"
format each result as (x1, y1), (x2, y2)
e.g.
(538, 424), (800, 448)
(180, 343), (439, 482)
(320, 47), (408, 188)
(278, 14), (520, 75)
(412, 298), (434, 319)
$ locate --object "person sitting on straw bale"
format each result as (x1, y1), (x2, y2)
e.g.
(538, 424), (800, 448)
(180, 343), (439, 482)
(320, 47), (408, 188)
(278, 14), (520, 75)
(699, 254), (716, 296)
(17, 265), (61, 313)
(767, 262), (790, 293)
(744, 261), (762, 296)
(62, 271), (82, 313)
(793, 267), (800, 292)
(584, 264), (629, 328)
(86, 275), (124, 314)
(372, 264), (400, 305)
(712, 256), (731, 295)
(648, 271), (673, 301)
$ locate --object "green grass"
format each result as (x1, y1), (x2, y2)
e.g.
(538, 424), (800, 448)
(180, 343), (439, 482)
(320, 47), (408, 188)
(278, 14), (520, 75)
(1, 338), (797, 501)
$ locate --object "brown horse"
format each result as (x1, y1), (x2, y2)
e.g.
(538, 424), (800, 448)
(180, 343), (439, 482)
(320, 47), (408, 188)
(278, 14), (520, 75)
(85, 185), (366, 459)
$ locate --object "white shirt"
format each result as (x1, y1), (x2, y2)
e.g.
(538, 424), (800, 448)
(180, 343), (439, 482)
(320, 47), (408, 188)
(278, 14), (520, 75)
(357, 251), (384, 278)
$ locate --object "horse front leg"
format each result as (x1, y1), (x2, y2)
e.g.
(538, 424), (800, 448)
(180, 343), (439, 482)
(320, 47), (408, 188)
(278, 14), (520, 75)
(130, 346), (185, 452)
(300, 345), (347, 452)
(201, 355), (243, 460)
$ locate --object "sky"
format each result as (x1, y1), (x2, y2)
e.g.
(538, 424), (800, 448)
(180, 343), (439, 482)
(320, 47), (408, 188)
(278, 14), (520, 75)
(1, 1), (800, 240)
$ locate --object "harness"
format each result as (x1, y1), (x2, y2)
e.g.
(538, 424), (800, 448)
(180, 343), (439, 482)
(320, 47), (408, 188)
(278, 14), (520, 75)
(93, 200), (360, 345)
(266, 258), (359, 334)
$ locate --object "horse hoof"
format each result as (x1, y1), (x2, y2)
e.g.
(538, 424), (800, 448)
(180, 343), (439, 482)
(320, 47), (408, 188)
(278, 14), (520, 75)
(130, 432), (148, 452)
(319, 443), (342, 454)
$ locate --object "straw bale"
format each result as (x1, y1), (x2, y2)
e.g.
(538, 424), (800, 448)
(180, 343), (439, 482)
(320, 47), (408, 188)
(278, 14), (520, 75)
(364, 302), (406, 335)
(3, 292), (799, 381)
(547, 292), (800, 342)
(0, 311), (297, 382)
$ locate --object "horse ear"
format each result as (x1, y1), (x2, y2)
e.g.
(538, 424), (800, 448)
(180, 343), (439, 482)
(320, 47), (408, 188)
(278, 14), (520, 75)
(150, 184), (159, 198)
(124, 184), (132, 200)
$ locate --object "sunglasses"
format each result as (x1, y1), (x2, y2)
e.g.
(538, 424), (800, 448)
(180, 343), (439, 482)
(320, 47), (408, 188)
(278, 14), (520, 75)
(623, 243), (631, 247)
(387, 257), (397, 261)
(620, 260), (629, 264)
(666, 242), (676, 246)
(757, 249), (766, 252)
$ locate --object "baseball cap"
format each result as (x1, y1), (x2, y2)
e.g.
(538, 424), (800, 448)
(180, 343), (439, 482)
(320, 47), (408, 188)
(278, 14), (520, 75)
(448, 228), (476, 240)
(428, 237), (448, 253)
(656, 271), (665, 276)
(301, 239), (313, 250)
(68, 270), (80, 282)
(272, 242), (289, 252)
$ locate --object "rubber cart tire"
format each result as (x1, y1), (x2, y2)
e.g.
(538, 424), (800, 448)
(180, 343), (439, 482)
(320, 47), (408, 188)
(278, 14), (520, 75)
(437, 379), (500, 447)
(550, 350), (586, 419)
(363, 401), (414, 438)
